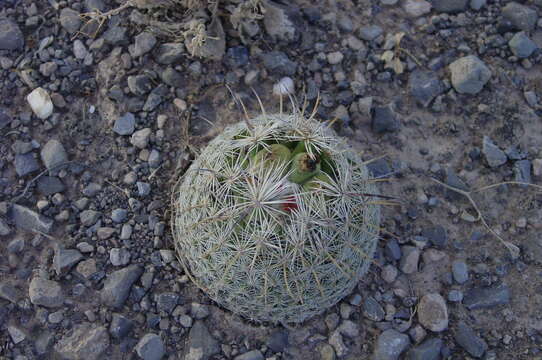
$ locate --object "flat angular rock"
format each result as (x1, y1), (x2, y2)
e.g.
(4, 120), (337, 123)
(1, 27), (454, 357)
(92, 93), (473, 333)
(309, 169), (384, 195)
(55, 323), (110, 360)
(455, 322), (487, 358)
(403, 0), (432, 18)
(509, 32), (537, 59)
(100, 265), (144, 308)
(9, 204), (53, 234)
(59, 8), (82, 34)
(53, 246), (83, 276)
(37, 176), (65, 195)
(502, 2), (538, 31)
(14, 153), (40, 177)
(135, 333), (165, 360)
(406, 337), (442, 360)
(110, 313), (134, 339)
(113, 113), (136, 135)
(0, 282), (21, 303)
(0, 19), (24, 50)
(408, 70), (443, 107)
(482, 136), (507, 168)
(184, 321), (220, 360)
(154, 42), (185, 64)
(29, 277), (64, 308)
(372, 104), (400, 133)
(431, 0), (468, 13)
(463, 284), (510, 310)
(41, 139), (68, 172)
(0, 218), (11, 236)
(449, 56), (491, 95)
(417, 293), (448, 332)
(374, 329), (410, 360)
(130, 32), (157, 58)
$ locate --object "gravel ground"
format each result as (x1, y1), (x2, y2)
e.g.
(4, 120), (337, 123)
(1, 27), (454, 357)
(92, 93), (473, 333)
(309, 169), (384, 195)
(1, 0), (542, 359)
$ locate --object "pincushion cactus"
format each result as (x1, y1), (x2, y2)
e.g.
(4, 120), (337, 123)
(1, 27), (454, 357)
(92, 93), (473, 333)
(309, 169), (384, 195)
(172, 109), (381, 323)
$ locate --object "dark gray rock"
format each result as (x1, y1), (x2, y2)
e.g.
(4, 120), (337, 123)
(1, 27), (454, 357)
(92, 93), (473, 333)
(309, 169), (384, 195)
(363, 297), (385, 321)
(154, 43), (185, 64)
(135, 333), (165, 360)
(130, 32), (157, 58)
(14, 153), (40, 177)
(110, 313), (134, 339)
(509, 32), (537, 58)
(482, 136), (507, 168)
(41, 140), (68, 172)
(421, 225), (447, 247)
(113, 113), (136, 136)
(502, 2), (538, 31)
(399, 246), (420, 274)
(59, 8), (81, 34)
(514, 160), (532, 184)
(431, 0), (468, 13)
(100, 265), (144, 308)
(262, 51), (297, 76)
(29, 277), (64, 307)
(0, 282), (21, 303)
(161, 67), (184, 88)
(0, 19), (24, 50)
(407, 337), (442, 360)
(374, 329), (410, 360)
(80, 209), (101, 227)
(82, 183), (102, 197)
(111, 208), (128, 223)
(372, 104), (400, 133)
(0, 109), (11, 129)
(128, 75), (153, 96)
(470, 0), (486, 10)
(235, 350), (264, 360)
(156, 292), (180, 314)
(417, 293), (448, 332)
(85, 0), (106, 12)
(463, 284), (510, 310)
(53, 246), (83, 276)
(408, 70), (444, 107)
(448, 289), (463, 302)
(184, 321), (220, 360)
(37, 176), (65, 195)
(55, 323), (110, 360)
(9, 204), (53, 234)
(449, 56), (491, 94)
(357, 25), (383, 41)
(225, 46), (250, 67)
(103, 25), (128, 45)
(267, 330), (288, 353)
(35, 331), (54, 355)
(367, 158), (391, 178)
(385, 239), (402, 261)
(0, 218), (11, 236)
(7, 237), (24, 253)
(452, 260), (469, 284)
(455, 322), (487, 358)
(143, 86), (167, 112)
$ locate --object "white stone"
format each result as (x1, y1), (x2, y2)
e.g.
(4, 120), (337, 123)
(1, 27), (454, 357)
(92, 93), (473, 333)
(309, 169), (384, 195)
(273, 77), (294, 96)
(403, 0), (432, 17)
(27, 87), (54, 119)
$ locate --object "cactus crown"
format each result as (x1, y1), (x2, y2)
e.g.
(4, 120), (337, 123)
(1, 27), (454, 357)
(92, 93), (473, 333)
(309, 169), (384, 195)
(172, 110), (380, 323)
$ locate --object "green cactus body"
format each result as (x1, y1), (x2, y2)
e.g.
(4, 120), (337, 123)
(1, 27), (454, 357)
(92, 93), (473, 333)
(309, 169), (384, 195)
(172, 112), (380, 324)
(288, 153), (321, 184)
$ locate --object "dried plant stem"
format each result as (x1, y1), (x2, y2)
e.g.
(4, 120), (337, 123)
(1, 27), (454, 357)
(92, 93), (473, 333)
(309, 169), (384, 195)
(430, 177), (542, 258)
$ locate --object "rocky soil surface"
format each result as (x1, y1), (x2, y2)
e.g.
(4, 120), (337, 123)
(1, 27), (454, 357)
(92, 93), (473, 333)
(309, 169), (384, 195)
(1, 0), (542, 359)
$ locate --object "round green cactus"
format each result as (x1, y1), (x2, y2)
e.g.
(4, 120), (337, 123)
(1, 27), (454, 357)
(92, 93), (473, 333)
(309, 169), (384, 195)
(172, 111), (380, 323)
